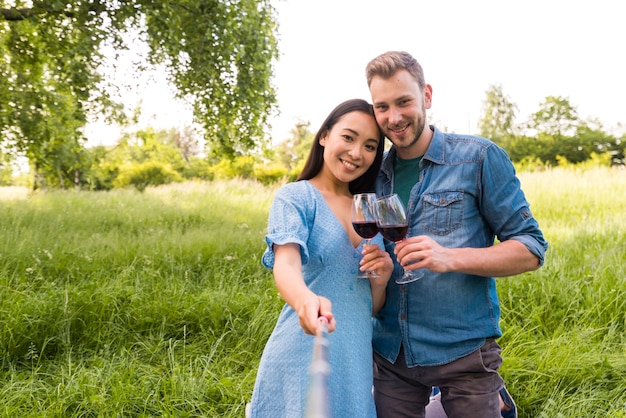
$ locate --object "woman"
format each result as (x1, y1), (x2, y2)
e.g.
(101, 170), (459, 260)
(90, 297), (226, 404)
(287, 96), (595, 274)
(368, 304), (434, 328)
(248, 99), (393, 417)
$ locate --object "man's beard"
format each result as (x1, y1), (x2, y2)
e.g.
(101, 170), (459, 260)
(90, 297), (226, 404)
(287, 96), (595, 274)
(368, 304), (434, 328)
(394, 111), (426, 150)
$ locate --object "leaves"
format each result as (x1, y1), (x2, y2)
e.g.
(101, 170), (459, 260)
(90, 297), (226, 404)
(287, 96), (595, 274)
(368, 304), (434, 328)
(478, 84), (518, 147)
(0, 0), (280, 187)
(141, 0), (279, 157)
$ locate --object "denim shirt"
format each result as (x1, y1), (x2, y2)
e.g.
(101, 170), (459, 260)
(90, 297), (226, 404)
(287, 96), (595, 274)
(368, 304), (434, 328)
(373, 126), (548, 366)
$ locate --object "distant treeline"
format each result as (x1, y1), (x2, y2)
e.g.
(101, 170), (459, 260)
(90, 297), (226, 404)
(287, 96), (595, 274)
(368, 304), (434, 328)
(1, 87), (624, 191)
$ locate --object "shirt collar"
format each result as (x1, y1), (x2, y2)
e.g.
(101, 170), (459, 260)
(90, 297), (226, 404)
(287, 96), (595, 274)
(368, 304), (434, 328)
(381, 125), (445, 177)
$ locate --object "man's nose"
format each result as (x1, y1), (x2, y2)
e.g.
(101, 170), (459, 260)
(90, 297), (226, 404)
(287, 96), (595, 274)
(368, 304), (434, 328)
(388, 106), (402, 124)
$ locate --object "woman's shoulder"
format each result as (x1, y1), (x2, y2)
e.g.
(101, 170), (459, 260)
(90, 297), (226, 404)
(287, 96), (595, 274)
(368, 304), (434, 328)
(275, 180), (316, 200)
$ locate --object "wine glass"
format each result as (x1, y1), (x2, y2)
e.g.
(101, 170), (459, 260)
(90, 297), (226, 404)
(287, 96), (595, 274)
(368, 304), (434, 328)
(375, 194), (424, 284)
(351, 193), (380, 278)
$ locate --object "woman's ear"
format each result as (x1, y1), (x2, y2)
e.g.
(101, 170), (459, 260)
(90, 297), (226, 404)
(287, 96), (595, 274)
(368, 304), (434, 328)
(319, 132), (327, 146)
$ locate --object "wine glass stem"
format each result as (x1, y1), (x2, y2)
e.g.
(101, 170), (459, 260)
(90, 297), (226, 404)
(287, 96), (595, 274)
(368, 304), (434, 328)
(360, 239), (379, 278)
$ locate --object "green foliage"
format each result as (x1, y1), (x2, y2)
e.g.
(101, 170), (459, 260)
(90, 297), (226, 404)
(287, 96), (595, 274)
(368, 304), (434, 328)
(81, 127), (213, 189)
(478, 84), (518, 147)
(556, 152), (612, 169)
(271, 120), (315, 171)
(0, 152), (12, 185)
(585, 151), (614, 167)
(0, 0), (279, 184)
(113, 161), (183, 191)
(513, 156), (548, 172)
(209, 156), (254, 180)
(253, 164), (289, 185)
(119, 128), (189, 169)
(141, 0), (279, 157)
(0, 1), (124, 189)
(205, 121), (315, 184)
(180, 156), (215, 181)
(90, 160), (120, 191)
(474, 89), (625, 168)
(527, 96), (579, 137)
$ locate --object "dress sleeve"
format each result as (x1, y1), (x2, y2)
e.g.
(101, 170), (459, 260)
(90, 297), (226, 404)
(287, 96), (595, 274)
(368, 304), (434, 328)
(262, 183), (313, 269)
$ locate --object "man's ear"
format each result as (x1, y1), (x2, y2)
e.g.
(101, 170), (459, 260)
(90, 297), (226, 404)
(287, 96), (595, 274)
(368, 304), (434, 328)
(423, 84), (433, 109)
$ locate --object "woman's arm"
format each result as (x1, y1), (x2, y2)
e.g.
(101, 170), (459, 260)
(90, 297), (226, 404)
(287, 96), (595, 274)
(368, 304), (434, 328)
(272, 243), (336, 334)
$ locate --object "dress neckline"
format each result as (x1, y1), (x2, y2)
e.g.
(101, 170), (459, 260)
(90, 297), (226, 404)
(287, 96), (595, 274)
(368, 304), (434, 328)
(303, 180), (362, 250)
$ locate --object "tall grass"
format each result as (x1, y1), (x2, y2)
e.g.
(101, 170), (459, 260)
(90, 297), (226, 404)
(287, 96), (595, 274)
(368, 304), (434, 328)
(0, 169), (625, 417)
(499, 167), (626, 417)
(0, 180), (281, 417)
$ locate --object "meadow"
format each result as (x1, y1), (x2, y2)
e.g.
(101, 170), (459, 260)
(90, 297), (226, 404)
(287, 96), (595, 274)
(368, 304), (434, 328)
(0, 167), (624, 417)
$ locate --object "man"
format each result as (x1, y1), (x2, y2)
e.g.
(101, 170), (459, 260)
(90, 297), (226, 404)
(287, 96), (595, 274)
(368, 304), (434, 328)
(365, 51), (548, 417)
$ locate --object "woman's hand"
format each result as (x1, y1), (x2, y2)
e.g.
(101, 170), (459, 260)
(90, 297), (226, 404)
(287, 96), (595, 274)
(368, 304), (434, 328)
(294, 292), (336, 335)
(361, 243), (393, 315)
(360, 243), (393, 286)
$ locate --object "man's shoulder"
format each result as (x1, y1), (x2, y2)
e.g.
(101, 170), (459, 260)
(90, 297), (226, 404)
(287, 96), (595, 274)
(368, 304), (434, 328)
(429, 127), (499, 163)
(438, 129), (495, 148)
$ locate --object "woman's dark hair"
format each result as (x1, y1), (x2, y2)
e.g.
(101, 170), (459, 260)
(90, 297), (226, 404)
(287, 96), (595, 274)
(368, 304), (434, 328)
(297, 98), (384, 194)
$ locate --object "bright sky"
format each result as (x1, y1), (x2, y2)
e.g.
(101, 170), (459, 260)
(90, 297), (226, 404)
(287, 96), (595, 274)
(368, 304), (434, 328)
(85, 0), (626, 146)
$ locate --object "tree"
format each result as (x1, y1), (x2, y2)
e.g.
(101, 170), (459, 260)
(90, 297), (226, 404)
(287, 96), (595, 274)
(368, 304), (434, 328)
(140, 1), (279, 157)
(574, 120), (624, 166)
(272, 120), (314, 172)
(522, 96), (583, 165)
(82, 126), (210, 190)
(477, 84), (518, 147)
(527, 96), (579, 138)
(0, 0), (279, 188)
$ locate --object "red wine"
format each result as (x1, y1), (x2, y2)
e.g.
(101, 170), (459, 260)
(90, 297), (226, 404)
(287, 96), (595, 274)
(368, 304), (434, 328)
(379, 224), (408, 242)
(352, 221), (379, 239)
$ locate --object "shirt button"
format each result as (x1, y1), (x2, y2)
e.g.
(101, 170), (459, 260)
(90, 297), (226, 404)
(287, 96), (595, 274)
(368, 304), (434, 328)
(400, 314), (406, 320)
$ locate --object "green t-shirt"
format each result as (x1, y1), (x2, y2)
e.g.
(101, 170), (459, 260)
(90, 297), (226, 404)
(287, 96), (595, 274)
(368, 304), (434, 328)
(393, 155), (422, 208)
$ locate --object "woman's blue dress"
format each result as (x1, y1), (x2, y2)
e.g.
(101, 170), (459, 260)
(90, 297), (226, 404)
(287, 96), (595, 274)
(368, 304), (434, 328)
(248, 180), (379, 417)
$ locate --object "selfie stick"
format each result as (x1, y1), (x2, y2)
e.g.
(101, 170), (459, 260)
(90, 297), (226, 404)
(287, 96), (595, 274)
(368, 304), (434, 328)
(304, 316), (331, 418)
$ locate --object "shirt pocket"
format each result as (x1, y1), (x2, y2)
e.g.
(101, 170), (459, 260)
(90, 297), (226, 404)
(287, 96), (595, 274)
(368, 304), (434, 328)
(421, 191), (464, 235)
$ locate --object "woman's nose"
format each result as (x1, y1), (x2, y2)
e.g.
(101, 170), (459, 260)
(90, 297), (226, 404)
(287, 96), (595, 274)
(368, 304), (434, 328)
(348, 145), (362, 159)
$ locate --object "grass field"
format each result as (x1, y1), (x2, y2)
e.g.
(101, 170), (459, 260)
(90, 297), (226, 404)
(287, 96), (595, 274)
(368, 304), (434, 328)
(0, 167), (625, 417)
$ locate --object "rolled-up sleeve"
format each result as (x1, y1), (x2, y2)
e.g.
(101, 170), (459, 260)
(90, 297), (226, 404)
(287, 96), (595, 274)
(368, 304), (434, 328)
(262, 184), (313, 269)
(481, 145), (548, 265)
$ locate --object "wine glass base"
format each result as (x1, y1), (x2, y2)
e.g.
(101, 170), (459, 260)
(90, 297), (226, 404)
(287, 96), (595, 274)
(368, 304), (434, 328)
(357, 270), (380, 279)
(394, 271), (424, 284)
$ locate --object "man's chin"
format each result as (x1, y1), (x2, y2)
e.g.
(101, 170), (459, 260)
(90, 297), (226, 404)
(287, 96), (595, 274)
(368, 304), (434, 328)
(391, 136), (413, 147)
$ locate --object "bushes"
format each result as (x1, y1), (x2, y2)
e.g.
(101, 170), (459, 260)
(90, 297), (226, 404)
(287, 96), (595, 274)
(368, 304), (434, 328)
(209, 156), (298, 185)
(113, 161), (183, 192)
